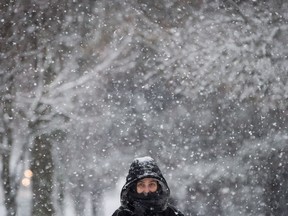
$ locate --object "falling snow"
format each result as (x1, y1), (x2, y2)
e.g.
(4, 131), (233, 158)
(1, 1), (288, 216)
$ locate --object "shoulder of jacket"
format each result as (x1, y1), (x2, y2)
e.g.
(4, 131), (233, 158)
(112, 206), (134, 216)
(167, 204), (185, 216)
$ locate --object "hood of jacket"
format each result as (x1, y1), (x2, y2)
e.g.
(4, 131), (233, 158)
(120, 156), (170, 212)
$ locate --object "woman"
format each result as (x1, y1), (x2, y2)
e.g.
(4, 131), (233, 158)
(112, 156), (184, 216)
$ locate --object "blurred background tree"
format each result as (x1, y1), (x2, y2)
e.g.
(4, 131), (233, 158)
(1, 0), (288, 216)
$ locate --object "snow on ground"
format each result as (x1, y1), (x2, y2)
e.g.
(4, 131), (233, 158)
(0, 177), (125, 216)
(103, 177), (125, 216)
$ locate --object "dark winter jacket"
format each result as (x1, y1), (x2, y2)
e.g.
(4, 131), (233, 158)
(112, 156), (184, 216)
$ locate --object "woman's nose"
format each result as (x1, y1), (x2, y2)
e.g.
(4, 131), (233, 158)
(143, 185), (150, 193)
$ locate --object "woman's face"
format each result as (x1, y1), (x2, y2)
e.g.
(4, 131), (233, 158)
(136, 178), (158, 194)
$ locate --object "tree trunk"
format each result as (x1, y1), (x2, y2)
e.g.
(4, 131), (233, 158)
(91, 190), (102, 216)
(1, 75), (17, 216)
(264, 148), (288, 215)
(2, 154), (17, 216)
(31, 135), (55, 216)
